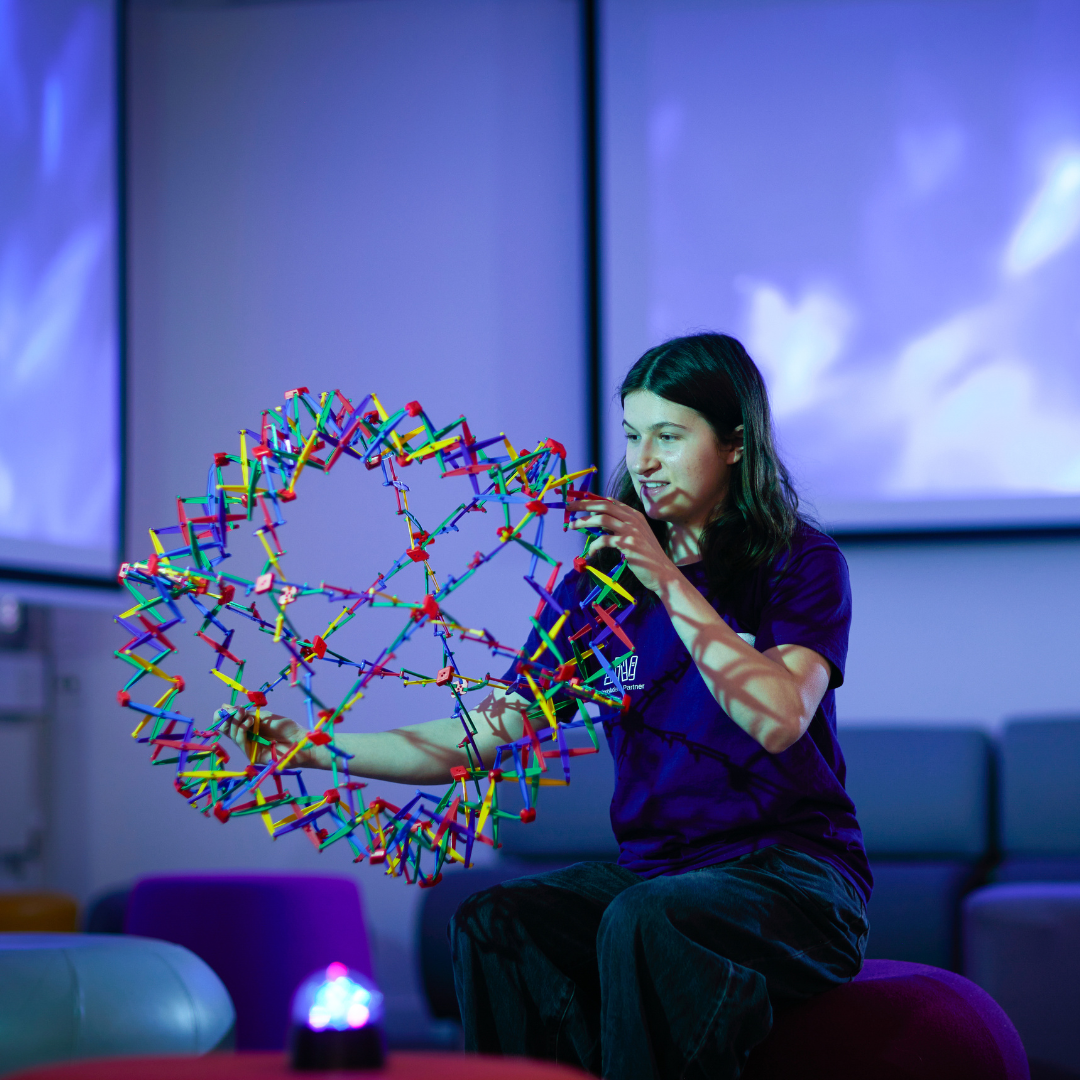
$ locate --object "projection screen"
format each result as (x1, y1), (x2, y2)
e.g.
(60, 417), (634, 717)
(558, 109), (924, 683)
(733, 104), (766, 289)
(602, 0), (1080, 531)
(0, 0), (120, 580)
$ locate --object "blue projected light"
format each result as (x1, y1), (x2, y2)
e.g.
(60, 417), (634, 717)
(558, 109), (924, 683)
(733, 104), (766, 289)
(293, 962), (384, 1032)
(603, 0), (1080, 530)
(0, 0), (119, 577)
(290, 963), (386, 1070)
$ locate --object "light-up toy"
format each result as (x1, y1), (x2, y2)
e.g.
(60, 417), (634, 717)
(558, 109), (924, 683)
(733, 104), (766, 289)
(290, 962), (385, 1070)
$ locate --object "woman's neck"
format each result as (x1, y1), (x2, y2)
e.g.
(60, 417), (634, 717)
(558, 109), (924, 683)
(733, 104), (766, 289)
(667, 522), (704, 566)
(662, 487), (728, 567)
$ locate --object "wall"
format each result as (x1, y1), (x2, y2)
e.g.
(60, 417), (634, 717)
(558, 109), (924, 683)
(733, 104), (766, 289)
(0, 613), (50, 891)
(837, 535), (1080, 729)
(46, 0), (584, 1032)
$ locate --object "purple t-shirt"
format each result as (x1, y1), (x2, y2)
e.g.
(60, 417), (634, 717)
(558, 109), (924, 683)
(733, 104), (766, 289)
(504, 523), (872, 903)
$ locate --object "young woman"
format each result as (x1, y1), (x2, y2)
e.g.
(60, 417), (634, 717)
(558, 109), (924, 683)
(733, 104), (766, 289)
(223, 333), (870, 1080)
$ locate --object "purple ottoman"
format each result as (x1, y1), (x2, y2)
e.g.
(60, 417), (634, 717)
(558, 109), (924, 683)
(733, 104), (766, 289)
(125, 873), (371, 1051)
(743, 959), (1029, 1080)
(965, 883), (1080, 1078)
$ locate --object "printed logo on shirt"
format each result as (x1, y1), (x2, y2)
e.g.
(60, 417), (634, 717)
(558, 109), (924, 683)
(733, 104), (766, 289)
(604, 653), (643, 691)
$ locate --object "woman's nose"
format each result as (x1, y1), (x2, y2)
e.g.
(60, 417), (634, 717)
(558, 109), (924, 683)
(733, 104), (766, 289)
(632, 438), (660, 473)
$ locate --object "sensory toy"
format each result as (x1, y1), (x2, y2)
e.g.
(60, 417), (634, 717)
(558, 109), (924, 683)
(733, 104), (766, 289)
(289, 962), (385, 1070)
(114, 389), (638, 887)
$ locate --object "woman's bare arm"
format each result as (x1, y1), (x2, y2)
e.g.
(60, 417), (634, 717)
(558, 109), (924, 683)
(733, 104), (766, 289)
(572, 496), (830, 754)
(220, 686), (530, 786)
(652, 572), (830, 753)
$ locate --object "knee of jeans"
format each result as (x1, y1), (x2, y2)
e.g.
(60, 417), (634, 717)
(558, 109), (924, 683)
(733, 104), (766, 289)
(450, 883), (500, 942)
(597, 883), (666, 955)
(450, 881), (546, 966)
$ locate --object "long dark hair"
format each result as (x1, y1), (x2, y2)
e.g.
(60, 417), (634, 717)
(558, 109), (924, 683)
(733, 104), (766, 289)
(593, 333), (800, 601)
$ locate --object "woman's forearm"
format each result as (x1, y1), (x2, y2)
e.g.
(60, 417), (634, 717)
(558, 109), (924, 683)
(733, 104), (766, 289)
(566, 497), (821, 752)
(321, 689), (528, 786)
(332, 716), (476, 785)
(654, 571), (814, 753)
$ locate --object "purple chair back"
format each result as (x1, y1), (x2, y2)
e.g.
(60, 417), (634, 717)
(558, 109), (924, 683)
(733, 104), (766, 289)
(125, 873), (371, 1050)
(744, 959), (1029, 1080)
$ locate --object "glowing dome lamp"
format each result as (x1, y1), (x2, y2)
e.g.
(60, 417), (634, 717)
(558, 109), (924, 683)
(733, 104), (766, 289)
(289, 962), (386, 1071)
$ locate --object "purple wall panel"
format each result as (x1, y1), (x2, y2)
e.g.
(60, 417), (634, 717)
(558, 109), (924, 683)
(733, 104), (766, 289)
(121, 0), (583, 1028)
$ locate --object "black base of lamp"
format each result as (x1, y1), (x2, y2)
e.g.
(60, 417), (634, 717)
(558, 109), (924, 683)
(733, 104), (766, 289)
(289, 1023), (387, 1071)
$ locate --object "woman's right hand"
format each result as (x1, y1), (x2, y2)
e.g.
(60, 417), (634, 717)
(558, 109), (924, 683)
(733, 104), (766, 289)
(217, 705), (330, 770)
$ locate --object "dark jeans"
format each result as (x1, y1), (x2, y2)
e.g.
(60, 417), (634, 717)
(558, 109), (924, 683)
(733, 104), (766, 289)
(450, 845), (868, 1080)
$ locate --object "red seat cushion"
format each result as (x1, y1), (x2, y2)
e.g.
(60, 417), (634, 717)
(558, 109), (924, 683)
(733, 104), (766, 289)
(5, 1051), (587, 1080)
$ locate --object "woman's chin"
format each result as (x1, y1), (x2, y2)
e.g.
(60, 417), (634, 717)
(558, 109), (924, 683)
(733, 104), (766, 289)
(643, 500), (701, 531)
(642, 502), (676, 523)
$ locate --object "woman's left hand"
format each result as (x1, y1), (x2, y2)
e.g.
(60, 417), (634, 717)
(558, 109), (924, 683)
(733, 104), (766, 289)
(569, 496), (678, 595)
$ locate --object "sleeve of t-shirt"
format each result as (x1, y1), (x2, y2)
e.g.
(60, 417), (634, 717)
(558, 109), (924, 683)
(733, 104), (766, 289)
(753, 533), (852, 689)
(499, 569), (584, 698)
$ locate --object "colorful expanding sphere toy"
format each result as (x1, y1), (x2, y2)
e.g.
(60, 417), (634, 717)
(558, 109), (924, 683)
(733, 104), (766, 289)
(113, 389), (638, 887)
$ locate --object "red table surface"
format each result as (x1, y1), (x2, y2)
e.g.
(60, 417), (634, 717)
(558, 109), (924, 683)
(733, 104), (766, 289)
(6, 1052), (589, 1080)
